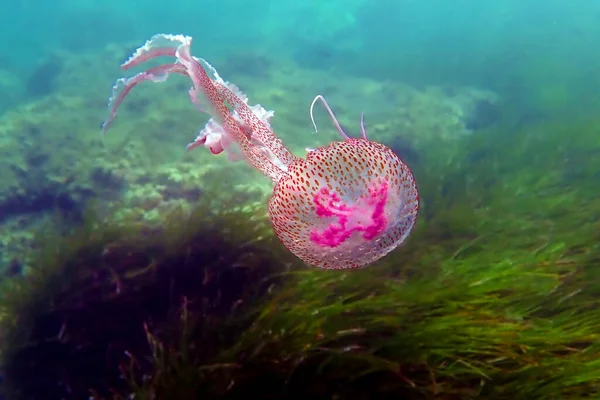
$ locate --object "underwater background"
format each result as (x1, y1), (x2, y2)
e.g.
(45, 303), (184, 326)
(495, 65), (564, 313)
(1, 0), (600, 399)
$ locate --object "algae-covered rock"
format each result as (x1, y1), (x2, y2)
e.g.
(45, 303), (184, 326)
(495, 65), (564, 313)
(0, 187), (295, 400)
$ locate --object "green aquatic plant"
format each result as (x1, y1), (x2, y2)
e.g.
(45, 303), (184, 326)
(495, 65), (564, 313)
(227, 240), (599, 398)
(207, 114), (600, 399)
(2, 107), (600, 399)
(89, 298), (246, 400)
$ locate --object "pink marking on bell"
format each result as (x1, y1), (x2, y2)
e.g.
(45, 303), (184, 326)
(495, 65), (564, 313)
(310, 179), (389, 248)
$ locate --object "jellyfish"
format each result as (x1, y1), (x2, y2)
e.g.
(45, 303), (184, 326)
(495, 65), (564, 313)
(101, 34), (419, 269)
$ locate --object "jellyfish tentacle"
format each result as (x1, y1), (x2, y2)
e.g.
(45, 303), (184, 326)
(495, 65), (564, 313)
(213, 81), (298, 167)
(360, 112), (368, 139)
(309, 95), (351, 140)
(174, 37), (287, 182)
(102, 63), (188, 135)
(120, 34), (183, 70)
(102, 34), (287, 182)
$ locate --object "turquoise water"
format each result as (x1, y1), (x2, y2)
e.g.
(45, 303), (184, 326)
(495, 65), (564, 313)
(2, 1), (599, 115)
(1, 1), (600, 398)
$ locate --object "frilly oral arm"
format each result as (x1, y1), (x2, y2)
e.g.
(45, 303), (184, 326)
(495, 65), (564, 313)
(101, 63), (188, 135)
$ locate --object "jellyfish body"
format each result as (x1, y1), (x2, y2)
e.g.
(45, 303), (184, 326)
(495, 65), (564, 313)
(102, 34), (419, 269)
(270, 139), (418, 269)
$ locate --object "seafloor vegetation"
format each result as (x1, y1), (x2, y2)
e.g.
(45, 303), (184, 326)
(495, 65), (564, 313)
(1, 40), (600, 400)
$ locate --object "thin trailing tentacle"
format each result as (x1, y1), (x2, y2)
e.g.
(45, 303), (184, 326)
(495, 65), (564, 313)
(310, 95), (351, 140)
(360, 112), (368, 139)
